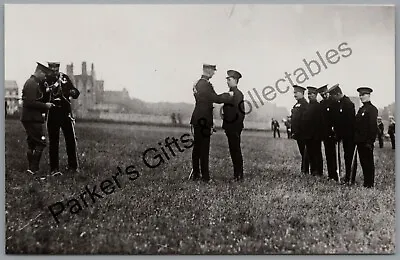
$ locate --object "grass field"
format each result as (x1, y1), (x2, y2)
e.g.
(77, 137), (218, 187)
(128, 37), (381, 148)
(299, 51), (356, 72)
(4, 119), (396, 254)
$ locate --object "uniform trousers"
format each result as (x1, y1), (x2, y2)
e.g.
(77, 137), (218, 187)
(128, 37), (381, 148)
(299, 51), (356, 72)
(191, 125), (211, 181)
(47, 109), (78, 171)
(351, 143), (375, 188)
(305, 139), (323, 176)
(296, 139), (310, 174)
(323, 138), (338, 180)
(225, 129), (243, 180)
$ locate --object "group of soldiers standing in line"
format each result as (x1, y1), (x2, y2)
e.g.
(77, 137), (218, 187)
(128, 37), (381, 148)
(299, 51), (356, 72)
(290, 83), (392, 188)
(20, 62), (80, 176)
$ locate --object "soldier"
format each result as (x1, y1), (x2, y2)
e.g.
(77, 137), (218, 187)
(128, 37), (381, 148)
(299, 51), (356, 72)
(272, 119), (281, 138)
(221, 70), (245, 181)
(46, 62), (80, 175)
(388, 116), (395, 149)
(317, 84), (338, 181)
(20, 62), (55, 174)
(291, 85), (310, 174)
(303, 86), (323, 176)
(353, 87), (378, 188)
(189, 64), (232, 182)
(327, 84), (356, 185)
(377, 116), (384, 148)
(284, 116), (292, 139)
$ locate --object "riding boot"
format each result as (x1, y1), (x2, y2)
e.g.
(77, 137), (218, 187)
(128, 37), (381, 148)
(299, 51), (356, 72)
(31, 149), (43, 172)
(26, 149), (34, 171)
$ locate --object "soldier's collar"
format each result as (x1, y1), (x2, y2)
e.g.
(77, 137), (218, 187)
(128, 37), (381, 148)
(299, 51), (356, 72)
(201, 75), (211, 81)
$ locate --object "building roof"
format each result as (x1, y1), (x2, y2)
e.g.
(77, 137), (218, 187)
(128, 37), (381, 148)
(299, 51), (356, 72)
(5, 80), (18, 90)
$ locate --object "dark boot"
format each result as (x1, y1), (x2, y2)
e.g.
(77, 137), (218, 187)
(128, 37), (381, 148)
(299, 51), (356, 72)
(31, 149), (43, 172)
(26, 149), (33, 171)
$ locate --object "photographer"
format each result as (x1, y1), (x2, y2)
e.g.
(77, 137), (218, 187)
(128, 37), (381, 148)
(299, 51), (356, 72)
(46, 62), (80, 175)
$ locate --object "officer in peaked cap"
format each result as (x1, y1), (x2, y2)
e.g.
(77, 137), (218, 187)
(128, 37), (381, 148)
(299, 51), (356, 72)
(303, 86), (323, 176)
(46, 61), (80, 176)
(20, 62), (55, 175)
(352, 86), (378, 188)
(291, 85), (310, 174)
(222, 69), (245, 181)
(189, 63), (233, 183)
(326, 83), (356, 184)
(317, 84), (338, 181)
(202, 63), (217, 70)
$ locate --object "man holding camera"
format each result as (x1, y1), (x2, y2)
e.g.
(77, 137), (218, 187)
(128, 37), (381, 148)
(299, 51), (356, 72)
(46, 62), (80, 175)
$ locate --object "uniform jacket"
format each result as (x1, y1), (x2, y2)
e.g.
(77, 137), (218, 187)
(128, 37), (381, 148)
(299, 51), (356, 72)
(271, 120), (280, 130)
(302, 99), (323, 140)
(291, 97), (309, 140)
(388, 122), (396, 135)
(377, 122), (384, 136)
(190, 75), (232, 127)
(354, 101), (378, 144)
(284, 119), (291, 129)
(332, 95), (355, 139)
(20, 75), (49, 123)
(47, 73), (80, 115)
(222, 86), (245, 131)
(319, 98), (335, 139)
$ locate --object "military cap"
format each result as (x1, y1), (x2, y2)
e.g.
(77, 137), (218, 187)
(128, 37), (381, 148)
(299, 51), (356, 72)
(226, 70), (242, 80)
(36, 62), (53, 74)
(389, 115), (395, 119)
(326, 83), (341, 95)
(316, 84), (328, 94)
(48, 62), (60, 69)
(307, 86), (318, 94)
(203, 63), (217, 70)
(293, 85), (306, 93)
(377, 116), (382, 120)
(357, 86), (373, 95)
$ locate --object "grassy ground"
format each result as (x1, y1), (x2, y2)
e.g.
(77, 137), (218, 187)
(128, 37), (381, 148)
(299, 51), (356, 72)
(4, 119), (395, 254)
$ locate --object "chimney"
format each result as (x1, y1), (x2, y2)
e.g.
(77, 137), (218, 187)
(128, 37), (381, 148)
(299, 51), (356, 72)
(66, 63), (74, 76)
(91, 63), (96, 77)
(82, 61), (87, 75)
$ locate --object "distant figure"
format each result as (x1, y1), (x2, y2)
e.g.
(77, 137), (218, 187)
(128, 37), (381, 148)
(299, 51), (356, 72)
(176, 113), (182, 125)
(284, 116), (292, 139)
(5, 101), (8, 118)
(171, 113), (177, 125)
(272, 119), (280, 138)
(388, 116), (395, 149)
(377, 116), (384, 148)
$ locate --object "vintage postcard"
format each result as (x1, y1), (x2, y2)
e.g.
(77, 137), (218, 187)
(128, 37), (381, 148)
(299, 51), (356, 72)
(4, 4), (395, 254)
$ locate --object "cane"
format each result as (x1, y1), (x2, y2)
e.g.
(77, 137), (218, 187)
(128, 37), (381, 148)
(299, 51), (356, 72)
(302, 144), (308, 174)
(337, 141), (342, 182)
(349, 145), (358, 185)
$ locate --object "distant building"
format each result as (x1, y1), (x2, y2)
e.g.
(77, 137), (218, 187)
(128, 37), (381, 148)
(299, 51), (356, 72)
(4, 80), (20, 115)
(65, 61), (130, 118)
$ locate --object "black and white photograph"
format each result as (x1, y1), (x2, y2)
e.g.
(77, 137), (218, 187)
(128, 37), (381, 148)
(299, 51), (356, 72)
(4, 3), (395, 254)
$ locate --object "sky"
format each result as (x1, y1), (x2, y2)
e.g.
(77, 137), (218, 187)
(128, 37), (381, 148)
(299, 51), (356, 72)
(4, 4), (395, 111)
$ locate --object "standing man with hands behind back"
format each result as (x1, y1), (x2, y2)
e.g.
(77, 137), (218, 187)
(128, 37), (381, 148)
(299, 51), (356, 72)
(20, 62), (55, 175)
(189, 63), (233, 183)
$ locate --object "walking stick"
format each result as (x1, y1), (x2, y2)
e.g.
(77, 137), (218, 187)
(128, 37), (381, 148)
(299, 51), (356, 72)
(337, 141), (341, 182)
(349, 145), (358, 185)
(302, 144), (308, 174)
